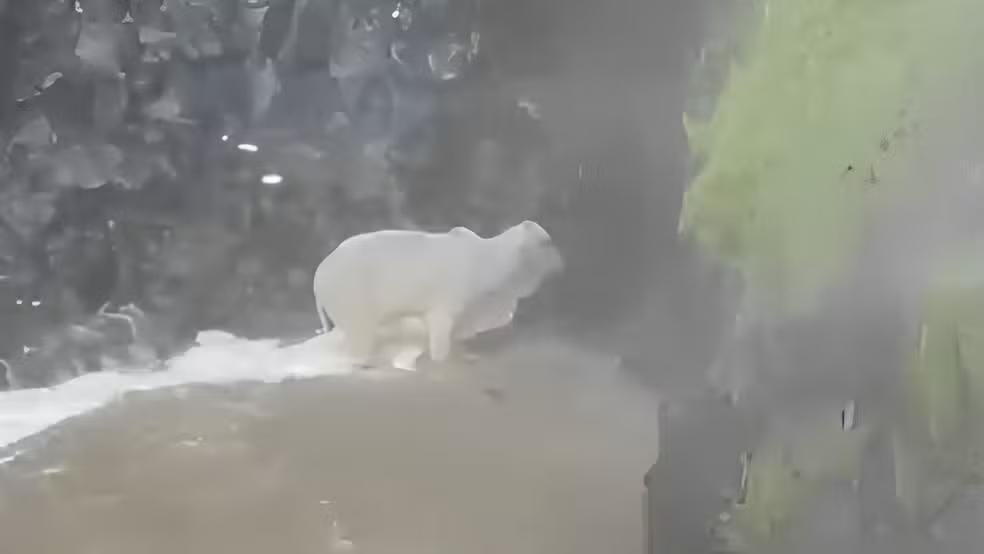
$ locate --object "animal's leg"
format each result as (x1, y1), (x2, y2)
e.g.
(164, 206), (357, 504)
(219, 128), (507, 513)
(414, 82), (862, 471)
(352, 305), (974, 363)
(391, 345), (424, 371)
(426, 309), (455, 362)
(336, 314), (378, 366)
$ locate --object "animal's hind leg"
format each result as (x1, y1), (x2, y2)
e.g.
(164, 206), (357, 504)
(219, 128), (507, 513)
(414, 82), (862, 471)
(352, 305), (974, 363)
(391, 345), (424, 371)
(335, 313), (379, 367)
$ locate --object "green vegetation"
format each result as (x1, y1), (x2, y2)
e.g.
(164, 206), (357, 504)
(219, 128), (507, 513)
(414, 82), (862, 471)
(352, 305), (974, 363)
(681, 0), (982, 314)
(683, 0), (984, 548)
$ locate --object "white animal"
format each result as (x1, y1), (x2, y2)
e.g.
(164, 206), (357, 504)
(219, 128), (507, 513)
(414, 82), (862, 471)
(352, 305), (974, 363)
(312, 220), (563, 367)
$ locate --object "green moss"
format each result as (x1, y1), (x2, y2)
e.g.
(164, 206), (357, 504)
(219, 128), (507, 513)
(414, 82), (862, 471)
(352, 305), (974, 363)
(896, 254), (984, 520)
(681, 0), (984, 314)
(685, 1), (984, 539)
(715, 419), (870, 553)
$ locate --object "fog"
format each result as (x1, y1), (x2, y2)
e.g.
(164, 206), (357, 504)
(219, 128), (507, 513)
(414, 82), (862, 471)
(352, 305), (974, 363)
(1, 0), (983, 552)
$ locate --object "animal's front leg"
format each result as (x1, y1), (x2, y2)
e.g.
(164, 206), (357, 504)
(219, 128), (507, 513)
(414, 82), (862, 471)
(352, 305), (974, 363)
(426, 309), (455, 362)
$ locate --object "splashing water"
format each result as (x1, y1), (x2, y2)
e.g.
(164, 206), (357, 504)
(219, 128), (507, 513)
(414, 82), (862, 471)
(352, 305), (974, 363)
(0, 331), (356, 451)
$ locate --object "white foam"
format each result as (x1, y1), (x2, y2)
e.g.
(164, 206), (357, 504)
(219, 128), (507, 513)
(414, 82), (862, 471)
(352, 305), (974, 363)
(0, 331), (357, 453)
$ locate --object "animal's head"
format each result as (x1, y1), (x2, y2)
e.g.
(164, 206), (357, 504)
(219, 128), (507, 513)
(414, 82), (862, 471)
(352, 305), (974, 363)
(509, 220), (564, 296)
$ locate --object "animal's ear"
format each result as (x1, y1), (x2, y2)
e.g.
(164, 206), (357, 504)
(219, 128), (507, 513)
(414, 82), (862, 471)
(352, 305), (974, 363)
(519, 220), (548, 240)
(450, 226), (478, 239)
(525, 222), (556, 250)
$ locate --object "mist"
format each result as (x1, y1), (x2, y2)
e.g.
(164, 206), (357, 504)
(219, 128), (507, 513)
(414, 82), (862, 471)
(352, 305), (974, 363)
(1, 0), (982, 552)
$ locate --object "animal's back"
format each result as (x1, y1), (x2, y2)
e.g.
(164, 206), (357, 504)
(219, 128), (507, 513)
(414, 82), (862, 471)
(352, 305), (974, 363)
(317, 230), (433, 279)
(314, 228), (475, 315)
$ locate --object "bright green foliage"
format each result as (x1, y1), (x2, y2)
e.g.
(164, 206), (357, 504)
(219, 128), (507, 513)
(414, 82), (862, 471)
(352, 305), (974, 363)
(682, 0), (984, 546)
(714, 446), (804, 553)
(680, 0), (984, 315)
(895, 253), (984, 521)
(714, 416), (871, 553)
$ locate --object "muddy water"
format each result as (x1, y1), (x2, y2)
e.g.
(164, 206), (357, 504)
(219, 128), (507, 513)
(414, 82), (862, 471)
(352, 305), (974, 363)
(0, 340), (660, 554)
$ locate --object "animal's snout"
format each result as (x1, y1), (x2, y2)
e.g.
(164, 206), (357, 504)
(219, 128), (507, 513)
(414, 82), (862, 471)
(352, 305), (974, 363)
(544, 243), (565, 274)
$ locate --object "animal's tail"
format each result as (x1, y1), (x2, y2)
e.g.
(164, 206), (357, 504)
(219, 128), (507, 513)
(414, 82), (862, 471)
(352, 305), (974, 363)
(315, 297), (334, 334)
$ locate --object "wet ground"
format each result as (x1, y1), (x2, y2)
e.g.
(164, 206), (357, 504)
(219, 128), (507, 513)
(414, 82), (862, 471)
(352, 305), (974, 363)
(0, 338), (661, 554)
